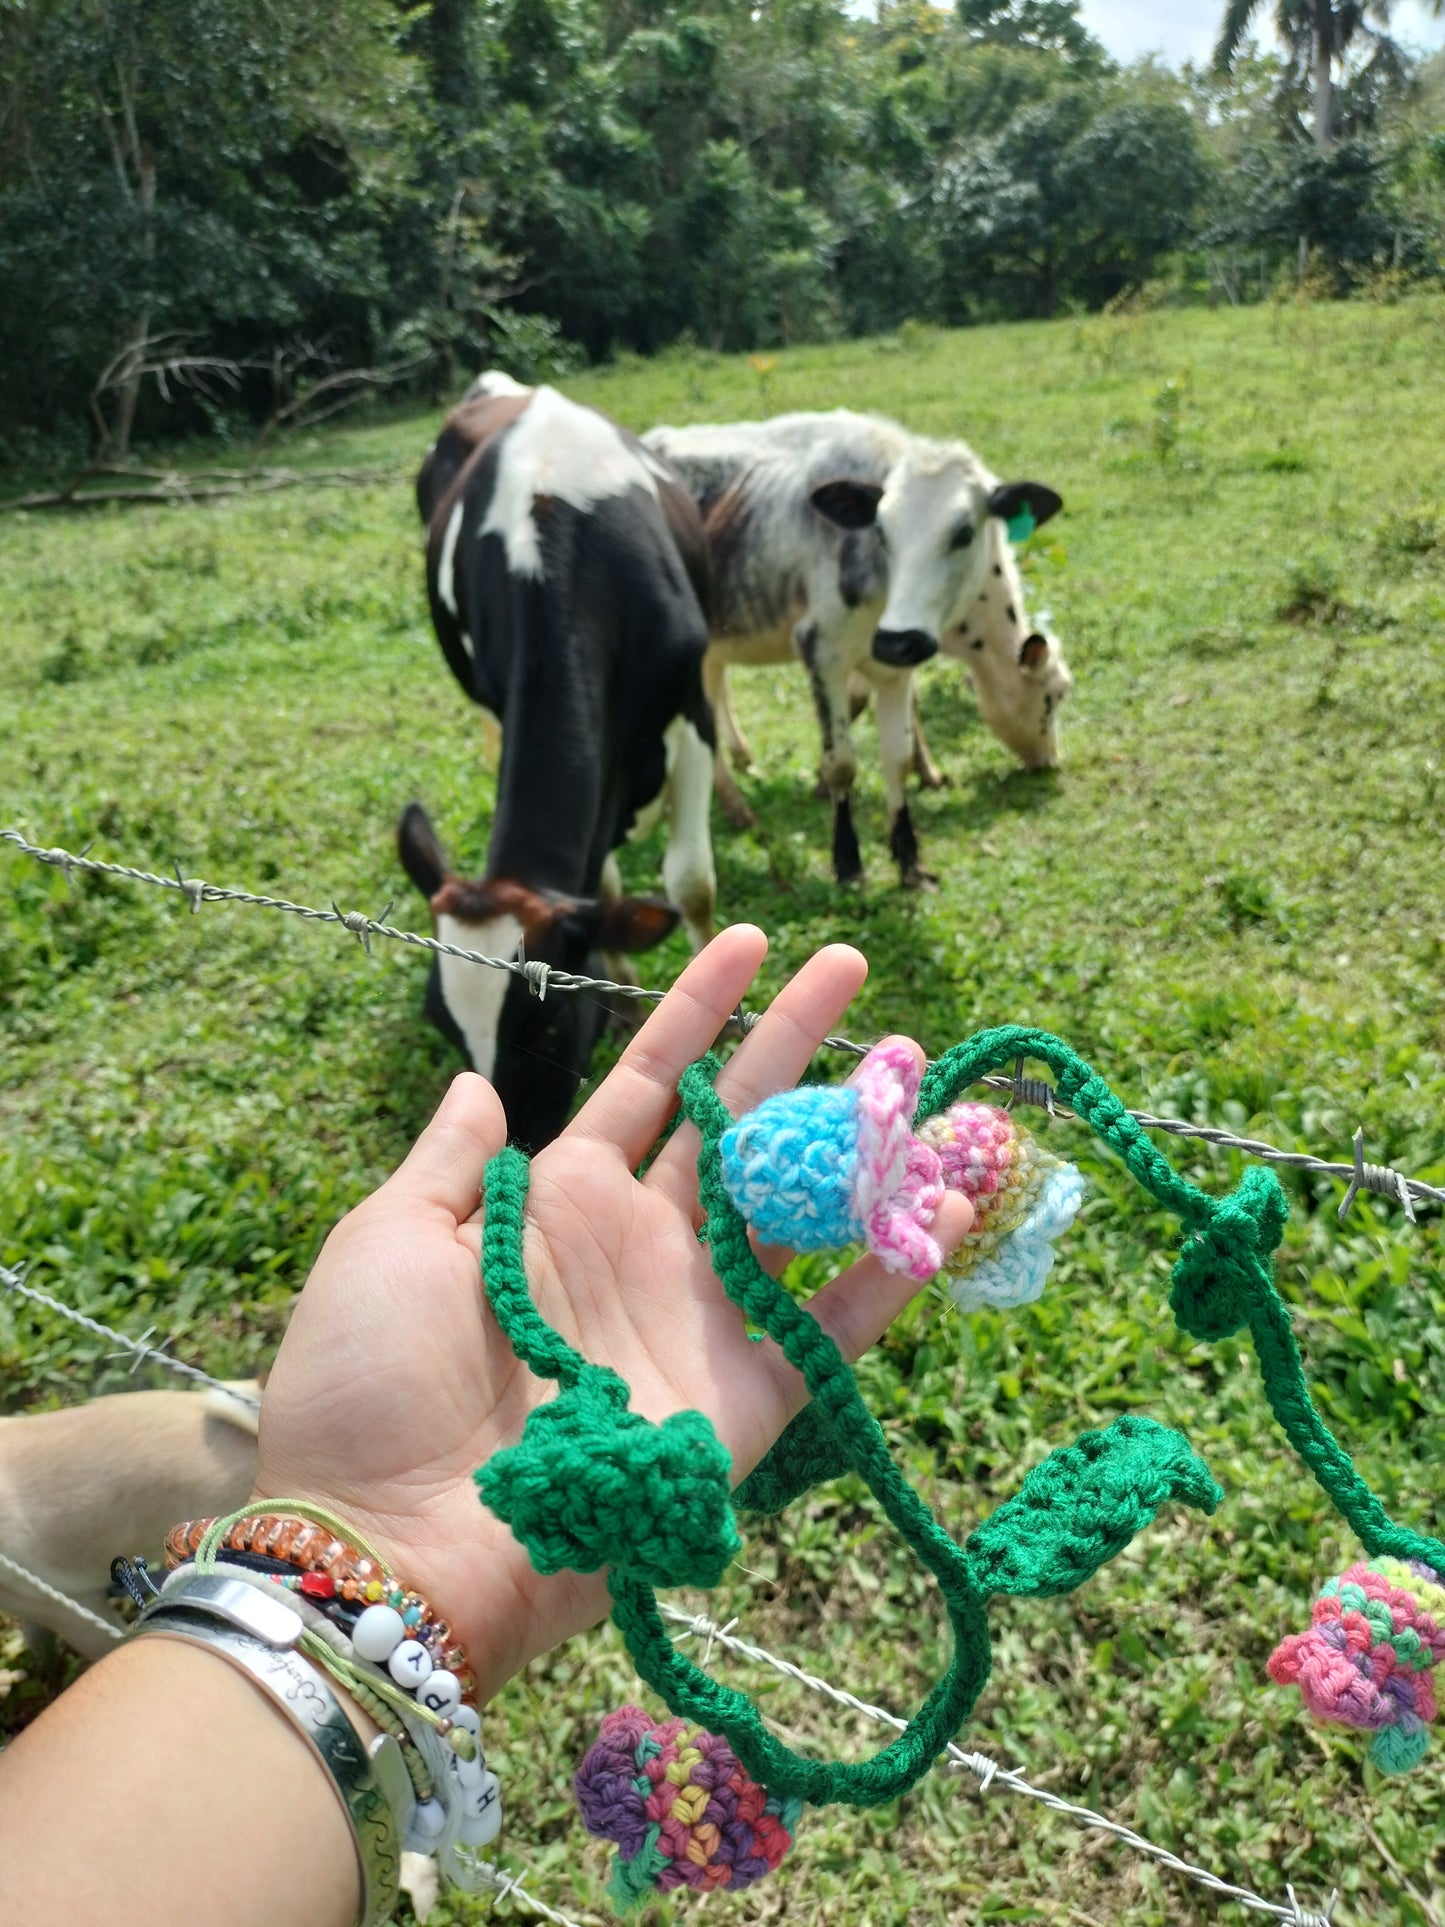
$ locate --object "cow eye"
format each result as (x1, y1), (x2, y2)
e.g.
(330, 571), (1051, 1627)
(949, 522), (975, 552)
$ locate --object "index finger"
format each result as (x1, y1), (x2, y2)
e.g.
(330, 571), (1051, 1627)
(560, 923), (769, 1168)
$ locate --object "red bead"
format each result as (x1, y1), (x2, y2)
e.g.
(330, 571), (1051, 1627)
(299, 1572), (336, 1599)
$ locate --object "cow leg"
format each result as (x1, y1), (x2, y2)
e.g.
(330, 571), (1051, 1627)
(662, 716), (717, 950)
(877, 674), (936, 890)
(800, 621), (863, 886)
(704, 657), (757, 831)
(706, 653), (755, 773)
(911, 684), (950, 790)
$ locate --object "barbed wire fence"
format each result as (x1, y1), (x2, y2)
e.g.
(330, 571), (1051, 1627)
(4, 824), (1435, 1926)
(4, 830), (1441, 1218)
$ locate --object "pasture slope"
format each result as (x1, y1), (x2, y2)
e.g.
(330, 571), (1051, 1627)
(2, 298), (1443, 1925)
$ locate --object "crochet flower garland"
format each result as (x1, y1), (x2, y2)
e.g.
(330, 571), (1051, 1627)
(472, 1023), (1444, 1907)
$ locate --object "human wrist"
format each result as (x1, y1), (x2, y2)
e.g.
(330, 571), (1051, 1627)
(158, 1500), (505, 1884)
(0, 1637), (362, 1927)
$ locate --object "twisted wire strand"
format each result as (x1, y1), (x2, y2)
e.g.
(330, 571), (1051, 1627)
(0, 1548), (125, 1643)
(660, 1608), (1339, 1927)
(4, 829), (1438, 1214)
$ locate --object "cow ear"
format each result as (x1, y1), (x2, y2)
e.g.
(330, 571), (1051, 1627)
(810, 479), (884, 531)
(397, 802), (450, 901)
(988, 482), (1063, 540)
(1018, 633), (1049, 670)
(574, 894), (682, 954)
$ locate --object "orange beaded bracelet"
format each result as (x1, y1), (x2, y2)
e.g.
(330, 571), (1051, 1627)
(165, 1513), (475, 1696)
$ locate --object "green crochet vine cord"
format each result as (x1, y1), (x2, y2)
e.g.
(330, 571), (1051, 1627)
(913, 1026), (1444, 1576)
(474, 1051), (1226, 1809)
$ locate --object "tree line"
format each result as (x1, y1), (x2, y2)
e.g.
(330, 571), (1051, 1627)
(2, 0), (1443, 461)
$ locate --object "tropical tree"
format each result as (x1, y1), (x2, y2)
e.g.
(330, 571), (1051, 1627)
(1213, 1), (1414, 147)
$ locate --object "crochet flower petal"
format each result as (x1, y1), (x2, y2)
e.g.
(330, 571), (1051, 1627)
(951, 1165), (1085, 1311)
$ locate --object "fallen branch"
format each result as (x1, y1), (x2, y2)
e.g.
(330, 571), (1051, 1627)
(0, 463), (405, 513)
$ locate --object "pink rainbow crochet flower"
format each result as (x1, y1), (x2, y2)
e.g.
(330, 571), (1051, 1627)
(1268, 1556), (1445, 1772)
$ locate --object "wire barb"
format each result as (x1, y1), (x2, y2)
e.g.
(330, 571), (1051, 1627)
(1338, 1125), (1417, 1225)
(171, 858), (204, 913)
(514, 939), (551, 1001)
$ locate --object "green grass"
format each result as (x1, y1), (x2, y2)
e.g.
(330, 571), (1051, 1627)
(3, 295), (1445, 1925)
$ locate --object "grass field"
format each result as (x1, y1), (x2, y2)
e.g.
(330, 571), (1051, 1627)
(3, 296), (1444, 1925)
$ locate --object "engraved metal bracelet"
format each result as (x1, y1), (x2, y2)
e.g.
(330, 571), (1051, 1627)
(129, 1576), (403, 1927)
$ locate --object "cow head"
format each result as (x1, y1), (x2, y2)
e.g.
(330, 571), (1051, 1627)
(810, 461), (1061, 671)
(397, 803), (680, 1150)
(938, 521), (1073, 770)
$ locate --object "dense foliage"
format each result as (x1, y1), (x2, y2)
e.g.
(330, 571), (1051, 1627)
(1, 0), (1443, 455)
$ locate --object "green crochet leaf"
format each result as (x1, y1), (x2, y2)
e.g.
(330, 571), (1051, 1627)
(477, 1384), (741, 1588)
(735, 1403), (852, 1514)
(965, 1416), (1221, 1600)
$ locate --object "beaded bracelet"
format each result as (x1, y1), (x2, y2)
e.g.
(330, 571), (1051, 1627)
(168, 1504), (503, 1880)
(166, 1512), (475, 1696)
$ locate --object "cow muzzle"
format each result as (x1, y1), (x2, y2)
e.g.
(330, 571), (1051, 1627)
(872, 627), (938, 668)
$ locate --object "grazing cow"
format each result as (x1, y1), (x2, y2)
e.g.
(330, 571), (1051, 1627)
(643, 409), (1070, 887)
(405, 375), (716, 1149)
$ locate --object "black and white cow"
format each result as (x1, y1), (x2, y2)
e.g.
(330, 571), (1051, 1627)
(643, 409), (1070, 887)
(403, 373), (716, 1149)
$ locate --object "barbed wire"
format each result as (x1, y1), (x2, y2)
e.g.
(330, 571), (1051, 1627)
(662, 1607), (1339, 1927)
(4, 829), (1441, 1217)
(0, 1264), (260, 1410)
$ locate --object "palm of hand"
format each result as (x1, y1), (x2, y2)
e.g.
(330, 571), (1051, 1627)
(256, 929), (969, 1700)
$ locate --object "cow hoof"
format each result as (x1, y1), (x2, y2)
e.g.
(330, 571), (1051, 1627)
(729, 744), (755, 773)
(837, 868), (866, 889)
(916, 768), (951, 792)
(901, 865), (940, 892)
(722, 797), (758, 832)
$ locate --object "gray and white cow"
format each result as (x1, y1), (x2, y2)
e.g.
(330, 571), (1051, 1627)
(643, 409), (1070, 887)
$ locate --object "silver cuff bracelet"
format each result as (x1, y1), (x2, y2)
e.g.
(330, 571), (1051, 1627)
(130, 1579), (403, 1927)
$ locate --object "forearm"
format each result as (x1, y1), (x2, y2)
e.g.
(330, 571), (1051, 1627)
(0, 1638), (361, 1927)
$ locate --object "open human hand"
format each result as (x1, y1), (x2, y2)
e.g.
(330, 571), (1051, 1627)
(255, 926), (972, 1700)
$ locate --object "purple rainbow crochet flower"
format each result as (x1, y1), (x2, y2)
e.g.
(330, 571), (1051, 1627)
(576, 1705), (802, 1910)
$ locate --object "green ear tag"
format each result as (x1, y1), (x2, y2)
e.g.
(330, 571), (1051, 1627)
(1007, 507), (1037, 545)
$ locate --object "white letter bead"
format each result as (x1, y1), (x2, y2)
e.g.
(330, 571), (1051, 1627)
(352, 1604), (407, 1662)
(450, 1702), (482, 1736)
(387, 1639), (434, 1689)
(458, 1772), (503, 1846)
(449, 1746), (486, 1788)
(418, 1670), (462, 1717)
(409, 1798), (447, 1843)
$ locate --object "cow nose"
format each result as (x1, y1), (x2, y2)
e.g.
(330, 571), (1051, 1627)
(873, 627), (938, 668)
